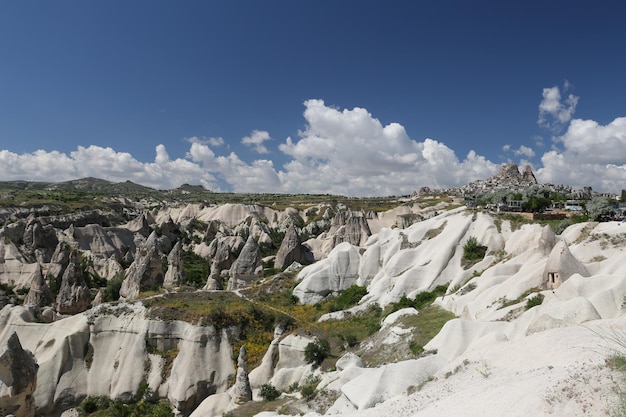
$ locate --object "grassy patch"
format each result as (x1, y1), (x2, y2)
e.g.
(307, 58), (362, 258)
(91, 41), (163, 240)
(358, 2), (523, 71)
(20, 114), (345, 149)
(399, 305), (456, 348)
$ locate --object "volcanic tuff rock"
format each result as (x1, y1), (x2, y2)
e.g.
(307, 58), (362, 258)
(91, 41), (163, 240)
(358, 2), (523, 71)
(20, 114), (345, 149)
(72, 223), (136, 260)
(0, 302), (235, 415)
(230, 345), (252, 405)
(119, 233), (164, 299)
(163, 240), (183, 288)
(329, 210), (372, 247)
(293, 242), (361, 304)
(204, 236), (245, 284)
(23, 265), (53, 308)
(453, 162), (539, 195)
(274, 224), (308, 270)
(0, 332), (38, 417)
(23, 216), (58, 263)
(227, 235), (262, 290)
(55, 250), (91, 315)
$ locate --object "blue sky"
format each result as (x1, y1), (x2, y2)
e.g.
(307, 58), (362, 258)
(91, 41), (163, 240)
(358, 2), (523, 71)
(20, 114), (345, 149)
(1, 1), (626, 196)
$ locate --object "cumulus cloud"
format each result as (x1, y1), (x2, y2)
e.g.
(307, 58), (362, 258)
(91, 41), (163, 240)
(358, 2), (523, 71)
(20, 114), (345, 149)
(514, 145), (535, 158)
(502, 144), (535, 158)
(277, 99), (499, 195)
(538, 82), (579, 132)
(241, 130), (271, 154)
(0, 145), (219, 191)
(535, 116), (626, 191)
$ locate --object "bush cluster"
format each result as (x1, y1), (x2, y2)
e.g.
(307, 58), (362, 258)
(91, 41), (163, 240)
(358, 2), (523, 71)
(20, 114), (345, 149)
(326, 285), (368, 312)
(259, 383), (281, 401)
(462, 236), (487, 268)
(304, 338), (331, 367)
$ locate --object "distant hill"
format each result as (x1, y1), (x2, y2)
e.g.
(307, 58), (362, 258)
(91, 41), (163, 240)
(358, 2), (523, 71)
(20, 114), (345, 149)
(176, 183), (209, 193)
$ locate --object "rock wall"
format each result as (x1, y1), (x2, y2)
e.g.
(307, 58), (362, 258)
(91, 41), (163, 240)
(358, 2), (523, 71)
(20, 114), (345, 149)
(0, 303), (236, 415)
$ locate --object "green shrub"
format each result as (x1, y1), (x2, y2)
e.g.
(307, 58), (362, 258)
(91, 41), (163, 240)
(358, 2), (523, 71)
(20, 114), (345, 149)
(304, 338), (331, 367)
(300, 383), (317, 401)
(409, 340), (425, 356)
(525, 293), (544, 309)
(80, 396), (112, 414)
(259, 383), (281, 401)
(327, 285), (367, 312)
(181, 249), (209, 288)
(462, 236), (487, 268)
(104, 277), (124, 302)
(300, 375), (321, 401)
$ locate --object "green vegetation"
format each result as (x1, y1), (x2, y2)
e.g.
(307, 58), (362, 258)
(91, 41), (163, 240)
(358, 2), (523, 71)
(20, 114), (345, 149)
(304, 338), (331, 367)
(259, 383), (281, 402)
(104, 277), (123, 302)
(142, 291), (291, 367)
(525, 293), (544, 309)
(499, 287), (542, 309)
(462, 236), (487, 269)
(397, 305), (456, 350)
(181, 249), (209, 288)
(326, 285), (368, 312)
(299, 375), (321, 401)
(385, 285), (448, 316)
(78, 395), (173, 417)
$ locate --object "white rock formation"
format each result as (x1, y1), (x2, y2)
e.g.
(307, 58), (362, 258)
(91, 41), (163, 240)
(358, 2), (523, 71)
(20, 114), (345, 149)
(0, 332), (38, 417)
(293, 242), (361, 304)
(0, 301), (235, 415)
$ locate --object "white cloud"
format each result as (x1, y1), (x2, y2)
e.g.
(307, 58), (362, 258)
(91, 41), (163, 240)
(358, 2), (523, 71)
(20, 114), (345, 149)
(514, 145), (535, 158)
(536, 116), (626, 191)
(538, 83), (579, 132)
(186, 136), (225, 148)
(241, 130), (271, 154)
(502, 144), (535, 158)
(277, 99), (499, 195)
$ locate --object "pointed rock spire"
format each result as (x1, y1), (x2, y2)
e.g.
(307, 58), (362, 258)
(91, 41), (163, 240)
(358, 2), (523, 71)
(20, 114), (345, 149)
(230, 345), (252, 405)
(23, 265), (53, 308)
(55, 250), (91, 314)
(0, 332), (39, 417)
(274, 225), (306, 270)
(227, 235), (261, 290)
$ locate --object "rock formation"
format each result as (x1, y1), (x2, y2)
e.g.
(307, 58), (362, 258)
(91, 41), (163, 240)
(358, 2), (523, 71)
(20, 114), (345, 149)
(55, 250), (91, 314)
(205, 236), (245, 285)
(543, 239), (589, 289)
(163, 241), (183, 288)
(91, 289), (104, 307)
(453, 163), (539, 195)
(227, 235), (262, 290)
(0, 332), (38, 417)
(119, 233), (164, 299)
(23, 216), (58, 263)
(293, 242), (361, 304)
(23, 265), (53, 308)
(230, 346), (252, 405)
(329, 211), (371, 247)
(274, 225), (307, 270)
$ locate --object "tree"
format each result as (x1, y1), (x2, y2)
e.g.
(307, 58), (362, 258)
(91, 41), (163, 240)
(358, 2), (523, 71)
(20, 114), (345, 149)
(586, 197), (615, 221)
(304, 339), (331, 367)
(522, 196), (551, 213)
